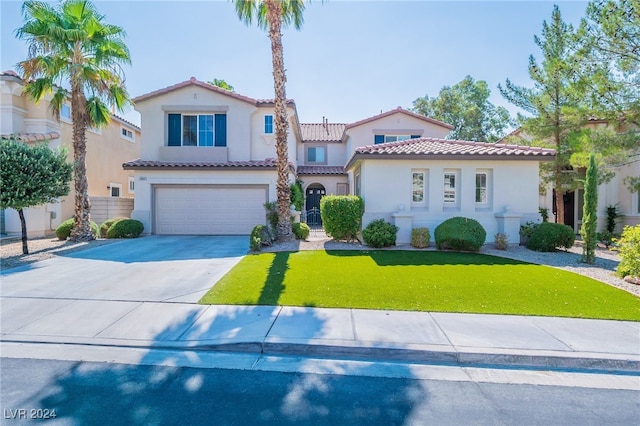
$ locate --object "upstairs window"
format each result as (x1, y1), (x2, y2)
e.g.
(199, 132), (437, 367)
(168, 113), (226, 147)
(374, 134), (421, 144)
(60, 104), (71, 121)
(264, 115), (274, 134)
(307, 146), (326, 163)
(121, 127), (135, 142)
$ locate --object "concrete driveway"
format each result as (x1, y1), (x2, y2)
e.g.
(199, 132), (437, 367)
(0, 236), (248, 303)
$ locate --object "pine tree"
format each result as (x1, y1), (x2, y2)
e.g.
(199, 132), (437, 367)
(499, 5), (585, 225)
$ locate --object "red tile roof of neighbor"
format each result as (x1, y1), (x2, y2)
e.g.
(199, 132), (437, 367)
(345, 107), (455, 131)
(345, 137), (556, 169)
(297, 165), (346, 175)
(1, 132), (61, 142)
(132, 77), (296, 107)
(300, 123), (347, 142)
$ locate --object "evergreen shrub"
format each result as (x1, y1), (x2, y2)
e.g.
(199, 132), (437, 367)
(615, 225), (640, 279)
(292, 222), (310, 240)
(106, 219), (144, 239)
(411, 227), (431, 248)
(434, 217), (486, 252)
(56, 218), (99, 240)
(526, 222), (575, 252)
(320, 195), (364, 241)
(362, 219), (398, 248)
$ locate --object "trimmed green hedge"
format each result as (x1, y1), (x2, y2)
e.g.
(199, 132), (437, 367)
(55, 218), (99, 240)
(292, 222), (310, 240)
(100, 217), (127, 238)
(362, 219), (398, 248)
(106, 219), (144, 239)
(320, 195), (364, 241)
(434, 217), (486, 252)
(526, 222), (575, 252)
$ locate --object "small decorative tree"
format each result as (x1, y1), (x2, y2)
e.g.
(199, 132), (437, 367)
(580, 153), (598, 264)
(0, 139), (72, 254)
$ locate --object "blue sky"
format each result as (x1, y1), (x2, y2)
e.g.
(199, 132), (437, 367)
(1, 1), (589, 127)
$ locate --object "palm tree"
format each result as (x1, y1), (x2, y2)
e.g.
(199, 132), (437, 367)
(16, 0), (131, 241)
(234, 0), (305, 240)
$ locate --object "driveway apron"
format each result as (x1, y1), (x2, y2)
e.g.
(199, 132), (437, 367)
(0, 235), (248, 303)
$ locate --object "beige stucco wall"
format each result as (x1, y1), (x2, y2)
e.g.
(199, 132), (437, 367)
(135, 85), (298, 167)
(130, 168), (279, 234)
(298, 142), (347, 167)
(356, 159), (542, 245)
(1, 76), (140, 237)
(345, 112), (451, 158)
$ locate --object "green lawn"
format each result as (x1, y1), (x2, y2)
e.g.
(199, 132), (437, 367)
(199, 250), (640, 321)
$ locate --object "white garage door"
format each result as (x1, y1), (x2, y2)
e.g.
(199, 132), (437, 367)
(154, 185), (267, 235)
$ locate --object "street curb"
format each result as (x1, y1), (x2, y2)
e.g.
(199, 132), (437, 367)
(3, 337), (638, 374)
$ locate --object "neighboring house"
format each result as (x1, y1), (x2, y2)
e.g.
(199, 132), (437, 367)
(503, 123), (640, 233)
(125, 77), (555, 244)
(0, 70), (141, 237)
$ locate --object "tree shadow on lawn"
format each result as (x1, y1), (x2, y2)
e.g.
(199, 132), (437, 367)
(325, 250), (531, 267)
(257, 251), (290, 306)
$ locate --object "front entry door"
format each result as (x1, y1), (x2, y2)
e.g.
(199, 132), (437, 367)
(305, 184), (325, 227)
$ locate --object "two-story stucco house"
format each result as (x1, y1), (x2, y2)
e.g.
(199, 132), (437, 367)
(125, 77), (556, 245)
(0, 71), (141, 237)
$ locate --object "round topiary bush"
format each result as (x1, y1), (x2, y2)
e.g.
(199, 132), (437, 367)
(526, 222), (575, 252)
(292, 222), (310, 240)
(100, 217), (127, 238)
(411, 227), (431, 248)
(362, 219), (398, 248)
(55, 218), (99, 240)
(106, 219), (144, 239)
(434, 217), (486, 252)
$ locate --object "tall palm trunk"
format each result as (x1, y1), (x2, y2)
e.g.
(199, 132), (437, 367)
(265, 0), (293, 240)
(69, 84), (93, 241)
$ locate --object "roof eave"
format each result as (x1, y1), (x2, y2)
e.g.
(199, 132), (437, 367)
(347, 152), (556, 165)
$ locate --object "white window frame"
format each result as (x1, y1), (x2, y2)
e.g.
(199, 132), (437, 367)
(307, 146), (327, 164)
(385, 135), (411, 143)
(633, 190), (640, 215)
(109, 183), (122, 198)
(121, 127), (135, 142)
(264, 115), (274, 134)
(60, 104), (71, 123)
(354, 172), (361, 197)
(411, 169), (428, 207)
(475, 169), (492, 208)
(128, 177), (135, 194)
(443, 169), (459, 207)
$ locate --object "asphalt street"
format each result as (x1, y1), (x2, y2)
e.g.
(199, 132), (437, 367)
(2, 356), (638, 426)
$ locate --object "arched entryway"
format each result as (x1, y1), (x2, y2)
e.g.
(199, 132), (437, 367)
(305, 183), (325, 227)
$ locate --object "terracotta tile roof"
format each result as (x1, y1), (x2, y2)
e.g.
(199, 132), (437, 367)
(300, 123), (347, 142)
(297, 165), (346, 175)
(133, 77), (295, 107)
(1, 132), (61, 142)
(123, 158), (280, 170)
(346, 137), (556, 169)
(345, 107), (454, 131)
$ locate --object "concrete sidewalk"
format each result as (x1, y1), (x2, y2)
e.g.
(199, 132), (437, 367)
(2, 297), (639, 374)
